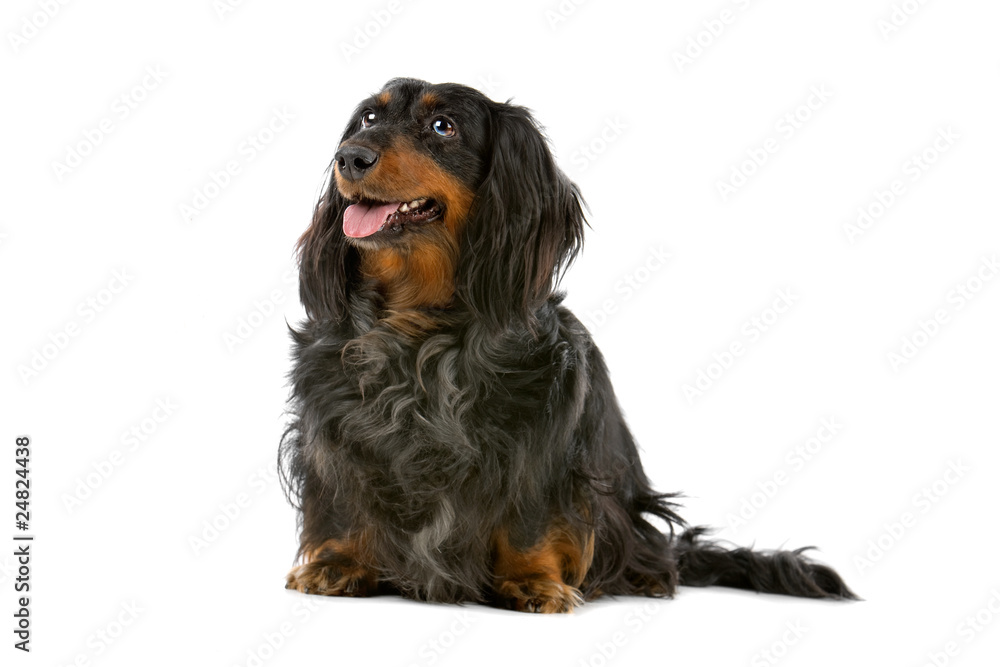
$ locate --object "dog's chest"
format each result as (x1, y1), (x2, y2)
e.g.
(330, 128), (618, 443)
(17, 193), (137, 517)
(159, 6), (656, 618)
(330, 330), (551, 442)
(300, 321), (575, 511)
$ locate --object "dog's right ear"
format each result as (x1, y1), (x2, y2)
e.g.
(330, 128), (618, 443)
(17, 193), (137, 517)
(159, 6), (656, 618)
(296, 168), (359, 322)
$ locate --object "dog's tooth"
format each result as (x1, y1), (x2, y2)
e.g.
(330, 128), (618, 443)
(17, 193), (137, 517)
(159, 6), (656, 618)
(399, 202), (410, 212)
(409, 199), (422, 208)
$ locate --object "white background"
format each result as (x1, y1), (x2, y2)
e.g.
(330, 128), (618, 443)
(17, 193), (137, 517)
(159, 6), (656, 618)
(3, 0), (999, 665)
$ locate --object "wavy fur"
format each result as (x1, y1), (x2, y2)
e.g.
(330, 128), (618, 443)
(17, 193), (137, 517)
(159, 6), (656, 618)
(280, 78), (856, 611)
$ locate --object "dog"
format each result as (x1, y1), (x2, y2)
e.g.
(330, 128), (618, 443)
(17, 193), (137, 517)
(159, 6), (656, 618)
(280, 77), (856, 612)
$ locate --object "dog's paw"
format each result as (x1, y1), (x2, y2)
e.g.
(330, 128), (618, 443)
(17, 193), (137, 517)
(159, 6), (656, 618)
(496, 577), (583, 614)
(285, 561), (375, 597)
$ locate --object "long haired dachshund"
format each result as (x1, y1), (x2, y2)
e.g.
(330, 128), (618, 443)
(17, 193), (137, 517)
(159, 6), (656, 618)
(280, 78), (856, 612)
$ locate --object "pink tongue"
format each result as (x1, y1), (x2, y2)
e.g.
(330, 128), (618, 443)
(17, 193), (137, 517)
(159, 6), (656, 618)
(343, 202), (401, 238)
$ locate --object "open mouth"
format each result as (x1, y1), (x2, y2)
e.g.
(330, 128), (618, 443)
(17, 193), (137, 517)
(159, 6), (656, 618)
(343, 197), (443, 238)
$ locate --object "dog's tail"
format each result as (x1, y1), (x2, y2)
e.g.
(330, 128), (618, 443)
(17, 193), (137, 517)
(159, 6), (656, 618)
(675, 527), (859, 600)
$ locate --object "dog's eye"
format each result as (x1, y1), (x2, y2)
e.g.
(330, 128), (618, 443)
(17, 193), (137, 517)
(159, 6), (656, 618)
(431, 117), (455, 137)
(361, 111), (377, 128)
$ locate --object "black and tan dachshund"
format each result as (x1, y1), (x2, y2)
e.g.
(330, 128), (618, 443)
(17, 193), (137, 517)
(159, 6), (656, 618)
(280, 77), (856, 612)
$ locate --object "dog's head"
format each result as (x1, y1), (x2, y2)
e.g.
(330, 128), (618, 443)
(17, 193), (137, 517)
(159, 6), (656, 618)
(298, 78), (585, 331)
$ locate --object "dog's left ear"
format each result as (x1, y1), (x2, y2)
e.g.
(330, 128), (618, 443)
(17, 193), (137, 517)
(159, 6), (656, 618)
(457, 103), (586, 332)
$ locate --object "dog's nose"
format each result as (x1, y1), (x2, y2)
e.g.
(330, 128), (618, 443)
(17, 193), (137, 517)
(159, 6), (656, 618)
(335, 145), (379, 182)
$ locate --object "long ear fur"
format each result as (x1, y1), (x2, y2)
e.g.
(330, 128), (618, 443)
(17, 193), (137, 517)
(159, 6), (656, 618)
(296, 166), (358, 322)
(457, 103), (586, 332)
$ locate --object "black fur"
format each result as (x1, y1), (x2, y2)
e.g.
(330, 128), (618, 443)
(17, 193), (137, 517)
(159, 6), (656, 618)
(280, 78), (856, 611)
